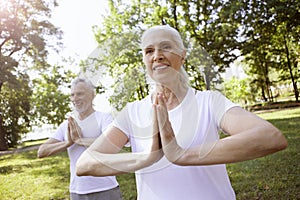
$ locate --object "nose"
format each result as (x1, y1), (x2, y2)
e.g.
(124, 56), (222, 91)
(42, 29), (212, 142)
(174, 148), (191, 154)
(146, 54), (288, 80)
(153, 48), (164, 62)
(71, 94), (77, 102)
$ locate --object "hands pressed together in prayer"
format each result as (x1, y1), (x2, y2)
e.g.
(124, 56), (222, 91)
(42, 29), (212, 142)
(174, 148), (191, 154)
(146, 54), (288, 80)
(151, 92), (186, 165)
(37, 117), (84, 158)
(67, 117), (84, 146)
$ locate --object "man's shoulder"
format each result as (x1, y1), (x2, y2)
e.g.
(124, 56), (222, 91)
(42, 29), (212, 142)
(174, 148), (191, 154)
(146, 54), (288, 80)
(94, 111), (112, 120)
(58, 120), (68, 128)
(94, 110), (111, 116)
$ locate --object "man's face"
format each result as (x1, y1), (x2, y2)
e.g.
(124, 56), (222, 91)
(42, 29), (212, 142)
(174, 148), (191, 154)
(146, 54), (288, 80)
(70, 82), (94, 113)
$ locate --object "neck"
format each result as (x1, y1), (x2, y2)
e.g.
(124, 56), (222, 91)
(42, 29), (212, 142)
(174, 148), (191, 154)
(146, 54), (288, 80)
(155, 82), (188, 110)
(78, 107), (95, 120)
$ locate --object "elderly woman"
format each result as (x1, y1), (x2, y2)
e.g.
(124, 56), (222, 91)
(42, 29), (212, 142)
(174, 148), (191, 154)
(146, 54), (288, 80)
(75, 25), (287, 200)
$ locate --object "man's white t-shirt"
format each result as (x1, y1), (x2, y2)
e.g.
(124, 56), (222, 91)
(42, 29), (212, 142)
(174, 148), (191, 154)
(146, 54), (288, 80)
(114, 88), (238, 200)
(52, 111), (119, 194)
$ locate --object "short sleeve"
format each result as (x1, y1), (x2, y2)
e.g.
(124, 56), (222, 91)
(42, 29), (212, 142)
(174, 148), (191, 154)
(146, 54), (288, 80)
(100, 112), (113, 132)
(210, 91), (239, 128)
(112, 104), (131, 138)
(51, 121), (68, 141)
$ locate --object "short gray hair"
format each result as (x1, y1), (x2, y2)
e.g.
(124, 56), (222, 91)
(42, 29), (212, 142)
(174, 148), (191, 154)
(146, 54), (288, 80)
(71, 78), (95, 96)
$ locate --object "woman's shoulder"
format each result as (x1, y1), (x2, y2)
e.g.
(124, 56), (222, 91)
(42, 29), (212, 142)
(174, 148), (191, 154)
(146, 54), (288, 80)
(128, 95), (151, 107)
(194, 89), (223, 97)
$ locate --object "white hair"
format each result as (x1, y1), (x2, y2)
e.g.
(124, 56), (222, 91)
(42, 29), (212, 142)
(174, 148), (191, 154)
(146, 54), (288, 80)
(141, 25), (185, 51)
(71, 77), (96, 96)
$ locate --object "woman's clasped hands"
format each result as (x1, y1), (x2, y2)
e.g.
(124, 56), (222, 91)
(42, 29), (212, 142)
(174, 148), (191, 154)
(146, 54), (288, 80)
(152, 92), (186, 165)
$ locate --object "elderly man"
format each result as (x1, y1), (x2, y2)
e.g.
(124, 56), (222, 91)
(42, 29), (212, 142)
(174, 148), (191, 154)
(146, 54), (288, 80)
(38, 77), (122, 200)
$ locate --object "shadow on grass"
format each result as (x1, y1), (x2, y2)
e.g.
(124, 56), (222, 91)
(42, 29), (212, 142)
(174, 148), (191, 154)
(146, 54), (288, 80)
(0, 151), (69, 179)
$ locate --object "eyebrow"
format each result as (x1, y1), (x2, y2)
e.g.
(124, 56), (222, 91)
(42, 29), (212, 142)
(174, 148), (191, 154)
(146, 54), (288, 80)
(143, 40), (174, 49)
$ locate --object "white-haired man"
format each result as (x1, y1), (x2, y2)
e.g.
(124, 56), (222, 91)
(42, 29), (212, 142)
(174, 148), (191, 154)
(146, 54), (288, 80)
(38, 77), (122, 200)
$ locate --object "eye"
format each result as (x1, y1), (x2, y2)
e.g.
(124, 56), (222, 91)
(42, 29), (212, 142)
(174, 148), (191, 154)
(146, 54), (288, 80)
(162, 44), (171, 50)
(144, 48), (154, 54)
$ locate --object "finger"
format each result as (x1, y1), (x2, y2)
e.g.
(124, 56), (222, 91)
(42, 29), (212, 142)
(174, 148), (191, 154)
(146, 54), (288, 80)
(152, 105), (158, 133)
(156, 93), (165, 106)
(152, 104), (162, 149)
(153, 93), (158, 105)
(68, 117), (79, 138)
(156, 104), (168, 132)
(71, 118), (83, 137)
(67, 122), (70, 134)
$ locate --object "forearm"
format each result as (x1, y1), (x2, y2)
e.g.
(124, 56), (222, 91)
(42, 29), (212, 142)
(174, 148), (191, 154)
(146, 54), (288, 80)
(172, 125), (287, 166)
(74, 138), (96, 147)
(37, 141), (71, 158)
(76, 149), (162, 176)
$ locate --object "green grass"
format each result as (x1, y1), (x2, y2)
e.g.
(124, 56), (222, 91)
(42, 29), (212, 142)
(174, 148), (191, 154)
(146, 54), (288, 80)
(227, 107), (300, 200)
(0, 151), (70, 200)
(0, 107), (299, 200)
(20, 139), (47, 147)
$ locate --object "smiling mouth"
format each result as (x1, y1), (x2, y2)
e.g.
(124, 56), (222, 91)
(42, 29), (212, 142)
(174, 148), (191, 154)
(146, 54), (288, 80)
(153, 65), (168, 71)
(74, 103), (82, 107)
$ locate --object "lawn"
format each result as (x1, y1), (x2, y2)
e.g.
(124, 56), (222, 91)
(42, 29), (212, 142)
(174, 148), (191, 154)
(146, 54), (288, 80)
(0, 107), (299, 200)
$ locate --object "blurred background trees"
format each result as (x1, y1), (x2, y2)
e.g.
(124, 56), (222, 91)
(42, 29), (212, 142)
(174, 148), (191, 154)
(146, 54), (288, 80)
(0, 0), (299, 150)
(89, 0), (299, 109)
(0, 0), (75, 150)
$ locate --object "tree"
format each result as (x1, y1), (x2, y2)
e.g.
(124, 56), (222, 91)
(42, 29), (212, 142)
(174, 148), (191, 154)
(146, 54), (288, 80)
(31, 65), (76, 127)
(87, 1), (150, 110)
(224, 77), (253, 106)
(240, 0), (300, 102)
(0, 73), (32, 148)
(89, 0), (299, 109)
(0, 0), (62, 150)
(270, 0), (300, 102)
(89, 0), (246, 109)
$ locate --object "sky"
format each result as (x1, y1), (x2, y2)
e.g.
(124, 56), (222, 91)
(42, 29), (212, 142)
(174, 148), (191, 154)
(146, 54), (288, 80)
(49, 0), (109, 64)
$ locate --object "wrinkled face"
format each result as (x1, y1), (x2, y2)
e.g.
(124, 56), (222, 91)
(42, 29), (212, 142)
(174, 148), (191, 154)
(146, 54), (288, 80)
(70, 82), (94, 113)
(142, 29), (186, 84)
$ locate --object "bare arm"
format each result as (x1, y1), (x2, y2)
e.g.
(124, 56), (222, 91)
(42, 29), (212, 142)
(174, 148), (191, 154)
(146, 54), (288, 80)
(37, 138), (72, 158)
(155, 94), (288, 165)
(68, 117), (97, 147)
(76, 118), (163, 177)
(38, 121), (74, 158)
(73, 138), (97, 147)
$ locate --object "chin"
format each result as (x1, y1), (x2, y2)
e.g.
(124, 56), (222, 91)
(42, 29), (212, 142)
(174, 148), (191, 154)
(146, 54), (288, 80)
(74, 107), (84, 113)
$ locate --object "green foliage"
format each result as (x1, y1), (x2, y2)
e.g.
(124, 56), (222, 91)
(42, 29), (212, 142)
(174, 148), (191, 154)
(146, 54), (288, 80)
(92, 0), (247, 108)
(0, 73), (32, 148)
(0, 0), (63, 150)
(90, 0), (299, 110)
(0, 0), (62, 68)
(240, 0), (300, 102)
(89, 20), (149, 110)
(224, 77), (254, 106)
(31, 65), (76, 126)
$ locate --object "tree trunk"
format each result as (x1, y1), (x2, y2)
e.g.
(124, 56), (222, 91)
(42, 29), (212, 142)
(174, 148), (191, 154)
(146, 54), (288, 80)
(262, 62), (272, 102)
(0, 115), (8, 151)
(284, 35), (299, 102)
(293, 61), (299, 102)
(261, 85), (267, 102)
